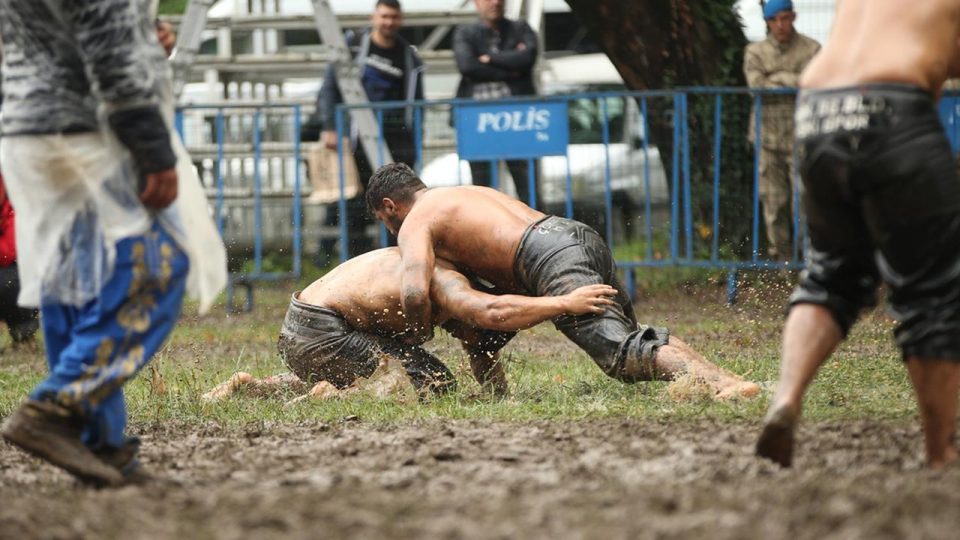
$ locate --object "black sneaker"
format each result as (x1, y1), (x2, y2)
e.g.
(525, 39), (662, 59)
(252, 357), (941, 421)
(1, 400), (124, 486)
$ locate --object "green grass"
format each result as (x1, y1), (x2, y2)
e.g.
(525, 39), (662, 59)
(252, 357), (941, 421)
(0, 280), (914, 429)
(158, 0), (188, 15)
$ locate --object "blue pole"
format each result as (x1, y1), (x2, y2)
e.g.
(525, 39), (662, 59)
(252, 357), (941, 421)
(623, 267), (636, 301)
(336, 107), (349, 263)
(682, 93), (693, 261)
(726, 269), (739, 305)
(712, 94), (722, 263)
(174, 109), (185, 139)
(491, 159), (499, 190)
(253, 108), (263, 275)
(527, 158), (537, 209)
(752, 93), (762, 262)
(292, 104), (303, 278)
(641, 97), (653, 261)
(376, 107), (390, 248)
(671, 94), (680, 262)
(376, 108), (385, 168)
(414, 105), (423, 173)
(564, 152), (574, 219)
(215, 109), (225, 236)
(601, 97), (614, 248)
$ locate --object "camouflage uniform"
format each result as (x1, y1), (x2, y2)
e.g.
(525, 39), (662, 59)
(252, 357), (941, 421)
(744, 31), (820, 259)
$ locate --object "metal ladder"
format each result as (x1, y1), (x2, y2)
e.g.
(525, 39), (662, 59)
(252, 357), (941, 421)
(170, 0), (392, 166)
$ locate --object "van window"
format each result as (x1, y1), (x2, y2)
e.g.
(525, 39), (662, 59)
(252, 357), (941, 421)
(567, 97), (625, 144)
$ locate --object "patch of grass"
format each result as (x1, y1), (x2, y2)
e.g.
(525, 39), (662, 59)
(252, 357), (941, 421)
(158, 0), (188, 15)
(0, 282), (913, 430)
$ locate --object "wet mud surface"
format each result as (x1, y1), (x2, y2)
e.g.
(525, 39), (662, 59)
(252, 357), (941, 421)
(2, 418), (959, 540)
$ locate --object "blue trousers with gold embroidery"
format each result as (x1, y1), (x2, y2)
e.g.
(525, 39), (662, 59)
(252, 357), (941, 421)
(30, 222), (189, 450)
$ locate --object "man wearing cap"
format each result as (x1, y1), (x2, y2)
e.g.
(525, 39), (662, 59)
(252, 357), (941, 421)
(744, 0), (820, 260)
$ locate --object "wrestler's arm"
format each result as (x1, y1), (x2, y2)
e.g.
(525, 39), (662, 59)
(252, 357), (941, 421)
(431, 269), (617, 332)
(397, 218), (437, 344)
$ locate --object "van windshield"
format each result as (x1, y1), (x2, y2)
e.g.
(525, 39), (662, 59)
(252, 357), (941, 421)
(567, 97), (626, 144)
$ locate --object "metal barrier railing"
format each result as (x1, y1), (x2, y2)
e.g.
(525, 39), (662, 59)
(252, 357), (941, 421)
(334, 88), (804, 301)
(176, 103), (304, 312)
(176, 87), (960, 308)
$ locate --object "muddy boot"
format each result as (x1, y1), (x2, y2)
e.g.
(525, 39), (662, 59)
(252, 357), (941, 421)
(94, 437), (161, 486)
(1, 400), (124, 486)
(756, 404), (799, 467)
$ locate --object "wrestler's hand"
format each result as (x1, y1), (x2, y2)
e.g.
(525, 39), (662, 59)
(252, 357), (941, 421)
(155, 20), (176, 57)
(140, 168), (179, 209)
(561, 284), (617, 315)
(321, 130), (338, 150)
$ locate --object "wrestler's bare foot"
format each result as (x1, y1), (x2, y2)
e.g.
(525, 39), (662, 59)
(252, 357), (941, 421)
(756, 402), (799, 467)
(930, 447), (959, 470)
(202, 372), (254, 402)
(656, 340), (759, 401)
(284, 381), (343, 406)
(309, 380), (341, 399)
(714, 379), (761, 400)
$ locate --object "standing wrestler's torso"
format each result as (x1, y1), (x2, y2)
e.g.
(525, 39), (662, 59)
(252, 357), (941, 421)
(801, 0), (960, 93)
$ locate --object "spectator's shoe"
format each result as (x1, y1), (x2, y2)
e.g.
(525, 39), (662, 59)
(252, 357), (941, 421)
(1, 400), (123, 486)
(94, 437), (177, 486)
(9, 318), (39, 346)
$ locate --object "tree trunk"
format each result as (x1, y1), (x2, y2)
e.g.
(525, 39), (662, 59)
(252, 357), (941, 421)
(564, 0), (756, 257)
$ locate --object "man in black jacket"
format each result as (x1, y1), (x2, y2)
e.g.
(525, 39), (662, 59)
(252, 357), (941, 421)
(316, 0), (425, 255)
(453, 0), (540, 204)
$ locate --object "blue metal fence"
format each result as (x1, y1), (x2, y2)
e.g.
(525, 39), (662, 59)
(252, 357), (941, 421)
(176, 103), (304, 311)
(176, 87), (960, 309)
(334, 88), (803, 301)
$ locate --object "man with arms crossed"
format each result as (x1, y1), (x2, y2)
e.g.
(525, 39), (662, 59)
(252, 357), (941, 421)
(756, 0), (960, 468)
(365, 163), (759, 399)
(206, 248), (617, 400)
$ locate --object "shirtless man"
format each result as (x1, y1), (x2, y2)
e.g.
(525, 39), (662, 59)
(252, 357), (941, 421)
(205, 247), (617, 400)
(364, 163), (759, 400)
(756, 0), (960, 469)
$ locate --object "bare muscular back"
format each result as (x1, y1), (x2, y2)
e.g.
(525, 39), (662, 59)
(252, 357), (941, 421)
(801, 0), (960, 93)
(298, 249), (409, 332)
(402, 186), (545, 291)
(297, 248), (472, 334)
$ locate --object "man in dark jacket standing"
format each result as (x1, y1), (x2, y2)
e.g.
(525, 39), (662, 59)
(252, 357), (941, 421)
(453, 0), (539, 204)
(316, 0), (424, 255)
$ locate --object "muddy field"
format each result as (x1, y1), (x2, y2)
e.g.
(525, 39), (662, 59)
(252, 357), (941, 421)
(1, 278), (955, 539)
(2, 418), (959, 540)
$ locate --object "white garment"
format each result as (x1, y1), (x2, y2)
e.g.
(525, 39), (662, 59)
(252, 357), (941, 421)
(0, 128), (227, 314)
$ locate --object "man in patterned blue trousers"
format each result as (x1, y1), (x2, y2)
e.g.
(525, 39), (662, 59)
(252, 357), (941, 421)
(0, 0), (224, 486)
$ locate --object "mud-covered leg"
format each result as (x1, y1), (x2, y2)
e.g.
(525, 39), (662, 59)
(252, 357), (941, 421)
(756, 304), (842, 467)
(655, 337), (760, 400)
(905, 358), (960, 469)
(468, 350), (508, 397)
(400, 346), (457, 396)
(202, 372), (307, 401)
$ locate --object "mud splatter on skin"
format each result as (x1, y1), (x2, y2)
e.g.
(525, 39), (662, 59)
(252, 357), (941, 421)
(1, 419), (957, 539)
